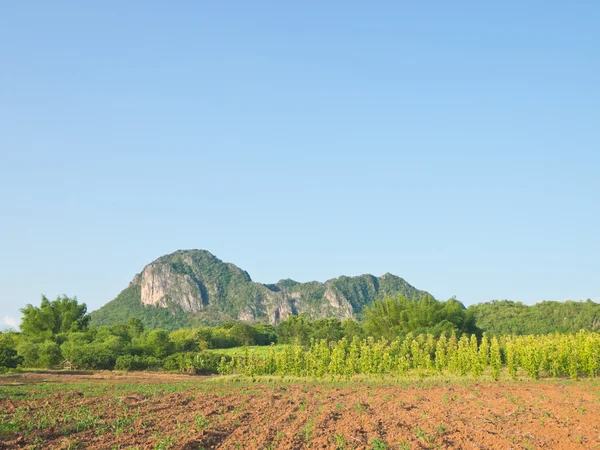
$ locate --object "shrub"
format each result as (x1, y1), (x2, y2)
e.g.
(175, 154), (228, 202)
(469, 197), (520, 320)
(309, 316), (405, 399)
(162, 352), (231, 374)
(0, 333), (23, 369)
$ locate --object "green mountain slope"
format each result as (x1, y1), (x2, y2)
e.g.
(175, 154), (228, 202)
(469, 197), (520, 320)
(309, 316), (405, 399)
(90, 249), (430, 329)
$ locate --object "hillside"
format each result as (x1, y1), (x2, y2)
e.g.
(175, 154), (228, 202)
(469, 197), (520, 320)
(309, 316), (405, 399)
(90, 249), (430, 329)
(468, 299), (600, 335)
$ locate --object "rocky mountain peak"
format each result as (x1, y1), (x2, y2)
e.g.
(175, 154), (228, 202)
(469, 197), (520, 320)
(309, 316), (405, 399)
(90, 249), (431, 329)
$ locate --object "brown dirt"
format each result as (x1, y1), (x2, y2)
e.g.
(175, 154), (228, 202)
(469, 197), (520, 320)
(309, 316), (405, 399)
(0, 371), (205, 386)
(1, 373), (599, 449)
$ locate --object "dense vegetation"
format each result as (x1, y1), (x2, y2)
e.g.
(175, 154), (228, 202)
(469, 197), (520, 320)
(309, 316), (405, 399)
(0, 331), (22, 370)
(364, 295), (477, 340)
(2, 294), (600, 379)
(223, 331), (600, 380)
(2, 295), (277, 373)
(2, 294), (473, 373)
(468, 299), (600, 335)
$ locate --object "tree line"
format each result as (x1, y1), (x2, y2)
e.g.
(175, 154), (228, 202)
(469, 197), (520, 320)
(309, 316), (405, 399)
(468, 299), (600, 335)
(1, 293), (600, 374)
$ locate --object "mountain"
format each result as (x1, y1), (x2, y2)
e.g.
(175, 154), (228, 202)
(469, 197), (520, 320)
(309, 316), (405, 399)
(90, 249), (430, 329)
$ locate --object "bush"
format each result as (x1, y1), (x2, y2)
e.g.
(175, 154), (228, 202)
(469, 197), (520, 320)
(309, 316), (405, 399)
(209, 329), (238, 349)
(163, 352), (231, 374)
(253, 324), (278, 346)
(70, 345), (116, 370)
(60, 333), (127, 370)
(115, 355), (162, 371)
(229, 324), (256, 346)
(17, 340), (62, 368)
(140, 330), (174, 358)
(0, 333), (23, 369)
(162, 353), (190, 372)
(115, 355), (144, 371)
(143, 356), (163, 370)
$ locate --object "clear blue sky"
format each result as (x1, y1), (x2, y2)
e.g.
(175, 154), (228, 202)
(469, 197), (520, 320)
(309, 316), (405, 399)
(1, 2), (599, 329)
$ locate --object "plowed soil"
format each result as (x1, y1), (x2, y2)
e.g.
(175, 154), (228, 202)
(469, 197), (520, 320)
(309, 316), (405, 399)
(1, 372), (599, 449)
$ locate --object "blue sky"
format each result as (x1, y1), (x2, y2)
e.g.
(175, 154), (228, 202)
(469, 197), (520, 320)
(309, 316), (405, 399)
(1, 2), (599, 329)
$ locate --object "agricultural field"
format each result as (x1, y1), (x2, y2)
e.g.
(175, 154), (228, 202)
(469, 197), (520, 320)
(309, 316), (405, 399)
(4, 297), (600, 448)
(205, 345), (289, 358)
(2, 372), (600, 449)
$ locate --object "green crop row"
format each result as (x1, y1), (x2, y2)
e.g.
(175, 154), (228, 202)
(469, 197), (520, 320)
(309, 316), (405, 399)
(218, 331), (600, 380)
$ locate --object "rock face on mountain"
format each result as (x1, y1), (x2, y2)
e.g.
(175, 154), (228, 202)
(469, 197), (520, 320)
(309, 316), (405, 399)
(90, 249), (430, 329)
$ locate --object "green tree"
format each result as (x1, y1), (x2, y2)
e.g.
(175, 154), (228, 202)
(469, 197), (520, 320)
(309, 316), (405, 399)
(169, 329), (200, 352)
(40, 341), (62, 368)
(59, 328), (128, 369)
(128, 318), (145, 338)
(364, 295), (478, 341)
(253, 324), (277, 345)
(468, 299), (600, 335)
(20, 295), (90, 342)
(16, 295), (90, 368)
(310, 318), (344, 342)
(276, 315), (311, 345)
(139, 330), (173, 358)
(341, 319), (364, 341)
(229, 323), (257, 346)
(0, 332), (23, 369)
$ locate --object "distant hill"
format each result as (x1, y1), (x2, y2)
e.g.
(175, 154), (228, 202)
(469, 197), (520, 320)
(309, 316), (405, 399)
(468, 299), (600, 335)
(90, 249), (430, 330)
